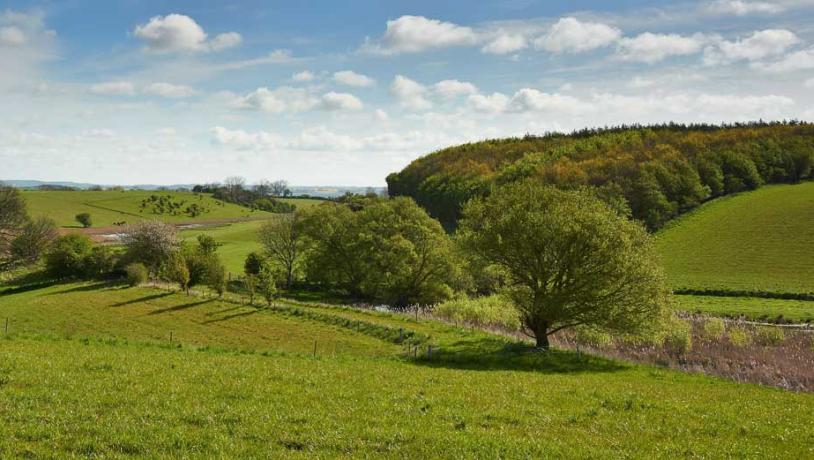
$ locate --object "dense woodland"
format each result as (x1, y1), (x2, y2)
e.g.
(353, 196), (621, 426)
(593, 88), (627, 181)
(387, 122), (814, 230)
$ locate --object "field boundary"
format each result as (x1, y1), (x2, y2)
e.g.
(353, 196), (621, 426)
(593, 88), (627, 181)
(674, 289), (814, 301)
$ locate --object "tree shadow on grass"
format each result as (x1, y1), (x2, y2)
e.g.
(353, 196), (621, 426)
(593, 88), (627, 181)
(410, 336), (626, 374)
(44, 280), (126, 295)
(110, 292), (173, 307)
(205, 305), (243, 316)
(202, 309), (259, 324)
(146, 299), (213, 315)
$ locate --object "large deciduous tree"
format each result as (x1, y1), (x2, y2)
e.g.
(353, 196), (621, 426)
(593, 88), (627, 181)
(258, 214), (303, 289)
(457, 181), (667, 348)
(121, 221), (179, 272)
(10, 217), (58, 263)
(299, 197), (458, 307)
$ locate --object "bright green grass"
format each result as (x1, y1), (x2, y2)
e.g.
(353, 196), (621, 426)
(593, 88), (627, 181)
(673, 294), (814, 322)
(0, 282), (813, 457)
(656, 182), (814, 293)
(0, 282), (396, 357)
(1, 336), (812, 458)
(180, 220), (268, 276)
(21, 190), (268, 227)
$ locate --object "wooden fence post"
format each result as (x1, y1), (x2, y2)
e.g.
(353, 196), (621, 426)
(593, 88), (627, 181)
(4, 318), (7, 335)
(313, 340), (317, 358)
(169, 331), (173, 344)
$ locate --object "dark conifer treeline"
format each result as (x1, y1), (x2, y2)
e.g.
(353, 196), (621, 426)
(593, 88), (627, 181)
(386, 122), (814, 230)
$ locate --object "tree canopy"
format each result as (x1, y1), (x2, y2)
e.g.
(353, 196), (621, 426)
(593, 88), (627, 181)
(457, 181), (668, 348)
(387, 122), (814, 230)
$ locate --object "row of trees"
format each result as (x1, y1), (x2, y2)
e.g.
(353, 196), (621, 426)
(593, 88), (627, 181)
(193, 177), (296, 213)
(254, 186), (666, 348)
(387, 122), (814, 230)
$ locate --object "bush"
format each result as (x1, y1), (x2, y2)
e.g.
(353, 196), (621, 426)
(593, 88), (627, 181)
(75, 213), (92, 228)
(754, 326), (785, 346)
(207, 261), (227, 296)
(434, 294), (520, 331)
(573, 327), (614, 349)
(702, 317), (726, 340)
(244, 252), (265, 276)
(661, 316), (692, 355)
(84, 245), (118, 277)
(10, 217), (58, 263)
(727, 326), (752, 347)
(125, 263), (149, 286)
(45, 234), (94, 278)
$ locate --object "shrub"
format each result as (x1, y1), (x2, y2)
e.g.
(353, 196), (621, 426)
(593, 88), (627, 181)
(244, 252), (265, 276)
(10, 217), (58, 263)
(84, 245), (118, 277)
(727, 325), (752, 347)
(573, 327), (614, 349)
(207, 260), (227, 297)
(121, 221), (179, 272)
(754, 326), (785, 346)
(661, 316), (692, 355)
(75, 213), (92, 228)
(45, 234), (94, 278)
(434, 294), (520, 331)
(702, 317), (726, 340)
(125, 263), (149, 286)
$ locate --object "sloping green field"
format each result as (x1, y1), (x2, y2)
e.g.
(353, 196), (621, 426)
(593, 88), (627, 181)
(180, 220), (267, 276)
(0, 282), (813, 457)
(21, 190), (322, 227)
(656, 182), (814, 294)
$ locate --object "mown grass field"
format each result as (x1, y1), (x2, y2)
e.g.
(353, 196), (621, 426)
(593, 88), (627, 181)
(1, 282), (813, 457)
(655, 182), (814, 294)
(180, 220), (267, 276)
(21, 190), (322, 227)
(673, 294), (814, 322)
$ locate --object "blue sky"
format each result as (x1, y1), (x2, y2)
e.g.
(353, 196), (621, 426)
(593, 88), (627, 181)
(2, 0), (813, 186)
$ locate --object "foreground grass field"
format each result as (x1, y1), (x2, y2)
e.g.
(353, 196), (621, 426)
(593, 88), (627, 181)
(1, 282), (813, 457)
(21, 190), (322, 227)
(656, 182), (814, 294)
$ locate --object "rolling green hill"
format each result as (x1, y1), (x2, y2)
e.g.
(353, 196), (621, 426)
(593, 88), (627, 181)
(21, 190), (268, 227)
(21, 190), (323, 228)
(1, 281), (813, 457)
(656, 182), (814, 294)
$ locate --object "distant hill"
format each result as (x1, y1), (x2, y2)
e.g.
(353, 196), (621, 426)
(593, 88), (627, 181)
(656, 182), (814, 294)
(387, 122), (814, 230)
(2, 180), (385, 198)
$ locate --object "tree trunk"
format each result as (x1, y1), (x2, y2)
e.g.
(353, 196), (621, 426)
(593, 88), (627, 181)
(535, 330), (550, 349)
(286, 265), (293, 289)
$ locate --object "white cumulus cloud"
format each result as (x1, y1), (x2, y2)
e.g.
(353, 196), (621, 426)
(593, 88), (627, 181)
(319, 91), (364, 111)
(753, 46), (814, 72)
(333, 70), (376, 87)
(292, 70), (314, 82)
(233, 87), (318, 113)
(482, 32), (527, 54)
(534, 17), (621, 53)
(704, 29), (799, 65)
(706, 0), (785, 15)
(433, 79), (478, 98)
(363, 15), (477, 55)
(390, 75), (432, 110)
(617, 32), (709, 63)
(0, 26), (26, 46)
(143, 82), (195, 98)
(134, 14), (241, 53)
(467, 92), (510, 113)
(89, 81), (136, 96)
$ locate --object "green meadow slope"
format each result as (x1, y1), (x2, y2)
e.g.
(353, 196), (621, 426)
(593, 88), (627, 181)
(656, 182), (814, 294)
(1, 282), (813, 457)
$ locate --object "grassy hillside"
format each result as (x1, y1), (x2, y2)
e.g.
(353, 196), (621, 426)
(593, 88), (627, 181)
(21, 190), (322, 227)
(673, 295), (814, 322)
(1, 282), (813, 457)
(180, 220), (267, 276)
(656, 182), (814, 294)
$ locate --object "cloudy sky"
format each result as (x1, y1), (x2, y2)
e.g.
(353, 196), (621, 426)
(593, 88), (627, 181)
(2, 0), (814, 186)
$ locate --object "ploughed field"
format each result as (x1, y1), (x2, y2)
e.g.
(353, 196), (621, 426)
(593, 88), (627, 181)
(0, 281), (813, 457)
